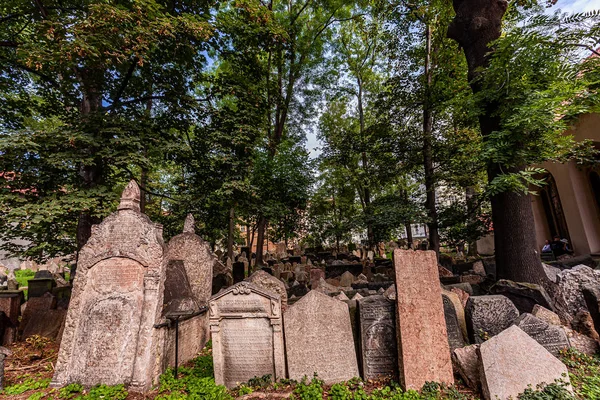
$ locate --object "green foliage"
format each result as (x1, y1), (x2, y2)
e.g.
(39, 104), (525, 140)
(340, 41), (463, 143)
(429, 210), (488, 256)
(292, 375), (324, 400)
(58, 383), (84, 399)
(561, 348), (600, 398)
(75, 384), (128, 400)
(15, 269), (35, 290)
(2, 378), (50, 395)
(517, 381), (574, 399)
(237, 385), (253, 396)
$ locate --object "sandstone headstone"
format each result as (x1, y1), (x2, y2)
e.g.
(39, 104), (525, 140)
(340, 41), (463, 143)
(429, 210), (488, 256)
(513, 313), (569, 356)
(0, 291), (23, 345)
(284, 290), (359, 384)
(210, 282), (285, 389)
(336, 291), (349, 301)
(51, 180), (167, 392)
(246, 270), (288, 311)
(472, 261), (486, 276)
(564, 326), (599, 355)
(340, 271), (355, 287)
(479, 325), (571, 400)
(452, 344), (479, 391)
(465, 295), (519, 344)
(310, 268), (325, 289)
(352, 293), (363, 301)
(571, 310), (599, 340)
(21, 293), (66, 342)
(357, 295), (398, 380)
(490, 279), (554, 314)
(393, 250), (453, 390)
(383, 284), (396, 301)
(442, 292), (466, 352)
(557, 265), (600, 315)
(532, 305), (562, 326)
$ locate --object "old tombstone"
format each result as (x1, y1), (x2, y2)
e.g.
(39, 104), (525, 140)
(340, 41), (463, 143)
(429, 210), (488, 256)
(246, 270), (288, 311)
(442, 293), (466, 352)
(393, 250), (453, 390)
(512, 313), (569, 356)
(582, 284), (600, 334)
(340, 271), (355, 287)
(357, 295), (398, 381)
(557, 265), (600, 315)
(452, 344), (479, 391)
(21, 293), (66, 342)
(489, 279), (554, 314)
(479, 325), (571, 400)
(465, 295), (519, 344)
(532, 304), (562, 326)
(0, 291), (23, 345)
(284, 290), (359, 384)
(27, 270), (56, 298)
(0, 346), (12, 390)
(210, 282), (285, 389)
(232, 262), (245, 283)
(51, 181), (167, 392)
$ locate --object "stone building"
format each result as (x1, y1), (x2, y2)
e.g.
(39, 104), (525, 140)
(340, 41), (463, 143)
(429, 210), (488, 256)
(531, 113), (600, 256)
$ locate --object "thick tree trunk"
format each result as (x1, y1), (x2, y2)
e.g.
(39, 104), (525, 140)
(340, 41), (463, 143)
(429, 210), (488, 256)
(448, 0), (547, 284)
(405, 223), (413, 249)
(256, 216), (266, 266)
(466, 186), (478, 256)
(423, 24), (439, 256)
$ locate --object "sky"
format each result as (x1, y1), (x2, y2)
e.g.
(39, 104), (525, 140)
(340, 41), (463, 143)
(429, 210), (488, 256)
(303, 0), (600, 159)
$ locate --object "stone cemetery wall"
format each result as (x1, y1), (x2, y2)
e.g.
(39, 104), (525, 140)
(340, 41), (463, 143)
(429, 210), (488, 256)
(393, 249), (453, 390)
(284, 290), (359, 384)
(210, 282), (285, 389)
(52, 181), (167, 392)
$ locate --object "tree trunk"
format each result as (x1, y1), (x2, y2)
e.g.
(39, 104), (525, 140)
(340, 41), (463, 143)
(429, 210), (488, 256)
(466, 186), (478, 256)
(423, 24), (440, 256)
(405, 223), (413, 249)
(227, 207), (235, 261)
(256, 216), (266, 266)
(448, 0), (547, 284)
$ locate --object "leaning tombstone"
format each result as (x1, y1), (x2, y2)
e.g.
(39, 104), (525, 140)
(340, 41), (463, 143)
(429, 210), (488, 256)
(442, 292), (466, 352)
(284, 290), (359, 384)
(465, 295), (519, 344)
(210, 282), (285, 389)
(393, 250), (454, 390)
(51, 181), (167, 392)
(357, 295), (398, 381)
(512, 313), (569, 356)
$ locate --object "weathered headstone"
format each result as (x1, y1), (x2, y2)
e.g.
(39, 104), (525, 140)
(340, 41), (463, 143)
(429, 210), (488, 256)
(513, 313), (569, 356)
(393, 250), (454, 390)
(21, 293), (66, 342)
(246, 270), (288, 311)
(532, 304), (562, 326)
(479, 325), (571, 400)
(27, 271), (56, 298)
(489, 279), (554, 314)
(284, 290), (359, 384)
(0, 291), (23, 345)
(582, 284), (600, 334)
(340, 271), (355, 287)
(357, 295), (398, 380)
(465, 295), (519, 344)
(210, 282), (285, 388)
(557, 265), (600, 315)
(452, 344), (479, 391)
(51, 181), (167, 392)
(442, 293), (466, 352)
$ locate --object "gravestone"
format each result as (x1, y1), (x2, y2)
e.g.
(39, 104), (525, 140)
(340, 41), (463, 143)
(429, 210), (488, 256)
(357, 295), (398, 380)
(232, 262), (245, 283)
(442, 293), (466, 352)
(340, 271), (355, 287)
(557, 265), (600, 315)
(513, 313), (569, 356)
(246, 270), (288, 311)
(489, 279), (554, 314)
(393, 250), (453, 390)
(583, 284), (600, 334)
(51, 181), (167, 392)
(479, 325), (571, 400)
(210, 282), (285, 389)
(21, 293), (66, 342)
(284, 290), (359, 384)
(27, 271), (56, 298)
(532, 304), (561, 326)
(0, 291), (23, 345)
(465, 295), (519, 344)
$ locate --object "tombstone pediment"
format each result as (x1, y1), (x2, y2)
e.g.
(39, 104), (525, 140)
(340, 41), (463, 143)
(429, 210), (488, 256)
(209, 282), (281, 320)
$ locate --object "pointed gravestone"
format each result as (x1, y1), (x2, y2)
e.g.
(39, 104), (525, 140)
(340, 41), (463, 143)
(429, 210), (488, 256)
(479, 325), (571, 400)
(246, 270), (288, 311)
(52, 181), (166, 392)
(393, 250), (454, 390)
(210, 282), (285, 389)
(284, 290), (359, 384)
(161, 213), (214, 366)
(357, 295), (398, 381)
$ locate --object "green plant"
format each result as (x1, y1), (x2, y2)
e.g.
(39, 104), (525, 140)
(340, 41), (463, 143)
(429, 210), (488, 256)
(76, 384), (128, 400)
(2, 378), (50, 395)
(293, 375), (324, 400)
(517, 381), (574, 399)
(237, 384), (253, 396)
(561, 348), (600, 399)
(329, 382), (353, 400)
(58, 383), (84, 399)
(27, 392), (45, 400)
(246, 374), (273, 389)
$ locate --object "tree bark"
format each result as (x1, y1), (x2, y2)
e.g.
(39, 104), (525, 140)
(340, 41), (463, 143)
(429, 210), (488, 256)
(256, 216), (266, 266)
(405, 223), (413, 249)
(227, 207), (235, 261)
(466, 186), (478, 256)
(448, 0), (547, 284)
(423, 24), (439, 256)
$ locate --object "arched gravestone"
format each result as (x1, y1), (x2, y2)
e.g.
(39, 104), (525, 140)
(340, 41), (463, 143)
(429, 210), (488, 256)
(284, 290), (360, 384)
(51, 181), (166, 392)
(209, 282), (285, 389)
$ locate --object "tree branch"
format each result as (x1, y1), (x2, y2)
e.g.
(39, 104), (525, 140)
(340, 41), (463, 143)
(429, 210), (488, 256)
(111, 58), (138, 106)
(105, 95), (210, 109)
(0, 55), (60, 88)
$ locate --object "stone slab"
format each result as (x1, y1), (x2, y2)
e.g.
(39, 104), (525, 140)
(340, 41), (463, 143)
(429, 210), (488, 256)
(443, 292), (466, 352)
(465, 295), (519, 344)
(490, 279), (554, 314)
(357, 295), (398, 381)
(513, 313), (569, 356)
(479, 325), (571, 400)
(532, 305), (562, 326)
(284, 290), (359, 384)
(393, 250), (454, 390)
(210, 282), (285, 389)
(246, 270), (288, 311)
(452, 344), (479, 391)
